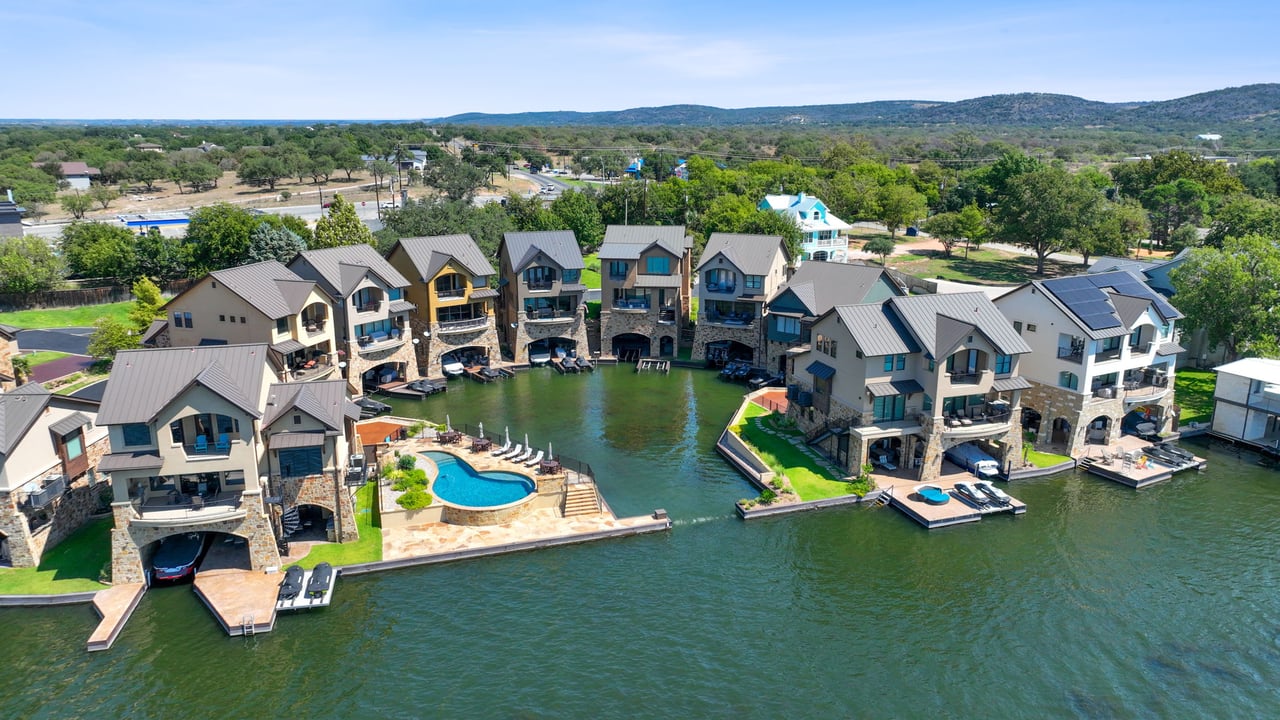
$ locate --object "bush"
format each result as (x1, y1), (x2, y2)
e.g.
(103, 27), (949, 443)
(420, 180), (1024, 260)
(586, 300), (601, 320)
(390, 467), (427, 491)
(397, 454), (417, 471)
(759, 489), (777, 505)
(396, 488), (433, 510)
(769, 477), (783, 490)
(279, 190), (291, 200)
(406, 421), (426, 438)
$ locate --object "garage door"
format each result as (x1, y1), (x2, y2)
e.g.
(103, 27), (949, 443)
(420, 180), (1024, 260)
(278, 447), (323, 478)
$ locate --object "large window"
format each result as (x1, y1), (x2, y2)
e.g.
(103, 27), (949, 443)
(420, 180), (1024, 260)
(994, 354), (1012, 374)
(608, 261), (628, 279)
(122, 423), (151, 447)
(62, 431), (84, 460)
(745, 275), (763, 290)
(562, 269), (581, 284)
(947, 349), (980, 375)
(646, 256), (670, 274)
(873, 395), (906, 422)
(1059, 371), (1079, 391)
(171, 311), (193, 329)
(776, 316), (800, 336)
(353, 287), (382, 311)
(524, 267), (557, 286)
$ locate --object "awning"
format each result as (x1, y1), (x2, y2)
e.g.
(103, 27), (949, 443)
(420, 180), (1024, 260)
(992, 376), (1033, 392)
(270, 339), (306, 355)
(1155, 342), (1186, 356)
(866, 379), (924, 396)
(49, 411), (92, 436)
(806, 361), (837, 380)
(268, 432), (326, 449)
(560, 283), (588, 293)
(635, 274), (682, 288)
(768, 310), (806, 318)
(97, 451), (164, 472)
(469, 288), (499, 300)
(388, 299), (417, 313)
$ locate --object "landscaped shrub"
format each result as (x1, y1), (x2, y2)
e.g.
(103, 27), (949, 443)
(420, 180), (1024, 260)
(769, 477), (783, 490)
(396, 488), (433, 510)
(406, 421), (426, 438)
(397, 454), (417, 471)
(390, 468), (428, 491)
(759, 489), (777, 505)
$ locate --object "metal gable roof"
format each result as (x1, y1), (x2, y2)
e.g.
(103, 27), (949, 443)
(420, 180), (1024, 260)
(1036, 270), (1182, 339)
(48, 411), (92, 437)
(0, 383), (51, 457)
(97, 344), (273, 426)
(262, 380), (348, 432)
(769, 263), (902, 317)
(206, 261), (318, 320)
(695, 233), (789, 275)
(888, 292), (1030, 358)
(292, 244), (411, 296)
(502, 231), (585, 273)
(394, 234), (496, 281)
(833, 304), (917, 357)
(599, 225), (689, 259)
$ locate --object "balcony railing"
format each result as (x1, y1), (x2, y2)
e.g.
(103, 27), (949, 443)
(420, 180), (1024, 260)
(355, 301), (382, 314)
(437, 316), (489, 334)
(705, 312), (755, 328)
(437, 287), (466, 299)
(132, 491), (246, 527)
(527, 308), (575, 324)
(302, 318), (327, 333)
(614, 298), (651, 311)
(26, 475), (67, 510)
(183, 437), (237, 457)
(1057, 346), (1084, 363)
(703, 282), (736, 294)
(356, 332), (404, 355)
(948, 371), (983, 384)
(526, 280), (554, 291)
(1095, 348), (1122, 362)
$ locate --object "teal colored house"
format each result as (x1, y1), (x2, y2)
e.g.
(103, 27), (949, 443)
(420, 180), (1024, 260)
(759, 193), (851, 263)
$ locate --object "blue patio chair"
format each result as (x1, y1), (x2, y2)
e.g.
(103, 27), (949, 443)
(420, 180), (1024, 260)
(194, 435), (209, 453)
(215, 433), (230, 452)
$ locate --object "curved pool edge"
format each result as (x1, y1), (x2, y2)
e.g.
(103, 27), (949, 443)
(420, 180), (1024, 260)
(421, 450), (542, 526)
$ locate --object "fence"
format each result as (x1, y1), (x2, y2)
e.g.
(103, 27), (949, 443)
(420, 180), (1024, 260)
(448, 421), (596, 483)
(0, 277), (196, 312)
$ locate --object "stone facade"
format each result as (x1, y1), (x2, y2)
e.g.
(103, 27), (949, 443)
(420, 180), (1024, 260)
(410, 314), (501, 378)
(510, 308), (590, 364)
(691, 322), (762, 362)
(600, 310), (679, 358)
(275, 474), (358, 542)
(0, 435), (110, 568)
(0, 330), (16, 390)
(344, 337), (419, 386)
(1020, 379), (1175, 457)
(109, 490), (281, 585)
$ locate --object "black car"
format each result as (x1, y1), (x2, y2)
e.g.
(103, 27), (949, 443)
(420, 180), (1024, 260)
(151, 533), (207, 583)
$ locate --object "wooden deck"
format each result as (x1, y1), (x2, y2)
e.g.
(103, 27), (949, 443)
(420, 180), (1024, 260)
(888, 484), (1026, 529)
(1078, 436), (1207, 488)
(192, 569), (279, 637)
(85, 582), (146, 652)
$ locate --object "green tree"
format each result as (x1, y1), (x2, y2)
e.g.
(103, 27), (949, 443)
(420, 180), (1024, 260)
(864, 236), (897, 265)
(1143, 178), (1208, 248)
(129, 157), (169, 192)
(993, 166), (1102, 275)
(246, 222), (306, 263)
(0, 236), (64, 292)
(86, 316), (139, 361)
(128, 277), (165, 331)
(312, 194), (372, 249)
(504, 192), (559, 231)
(550, 190), (605, 251)
(263, 213), (314, 247)
(135, 228), (188, 281)
(237, 154), (288, 190)
(1203, 195), (1280, 248)
(185, 203), (260, 274)
(375, 198), (513, 259)
(60, 221), (138, 281)
(700, 195), (803, 259)
(874, 184), (927, 237)
(59, 191), (94, 219)
(1073, 199), (1149, 266)
(88, 183), (120, 209)
(1171, 235), (1280, 361)
(423, 155), (489, 202)
(336, 149), (366, 181)
(922, 205), (985, 258)
(366, 159), (395, 189)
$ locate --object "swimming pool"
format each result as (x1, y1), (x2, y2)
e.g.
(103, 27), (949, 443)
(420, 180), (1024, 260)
(424, 451), (536, 508)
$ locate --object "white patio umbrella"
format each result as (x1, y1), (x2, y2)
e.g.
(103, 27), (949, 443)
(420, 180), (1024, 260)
(478, 421), (484, 440)
(524, 433), (530, 452)
(446, 414), (452, 432)
(547, 441), (553, 461)
(504, 426), (510, 444)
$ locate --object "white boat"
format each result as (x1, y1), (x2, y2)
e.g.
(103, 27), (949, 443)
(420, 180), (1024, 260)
(442, 356), (465, 376)
(529, 351), (551, 366)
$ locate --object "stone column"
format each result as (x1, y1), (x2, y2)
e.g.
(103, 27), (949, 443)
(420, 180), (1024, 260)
(110, 502), (146, 584)
(0, 493), (37, 568)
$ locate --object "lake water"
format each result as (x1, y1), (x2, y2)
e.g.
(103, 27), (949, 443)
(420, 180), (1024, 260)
(4, 366), (1280, 718)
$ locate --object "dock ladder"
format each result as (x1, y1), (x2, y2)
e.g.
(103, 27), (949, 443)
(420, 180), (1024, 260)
(869, 487), (893, 508)
(241, 614), (255, 636)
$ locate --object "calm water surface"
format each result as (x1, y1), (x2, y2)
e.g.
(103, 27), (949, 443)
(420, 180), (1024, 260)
(4, 366), (1280, 718)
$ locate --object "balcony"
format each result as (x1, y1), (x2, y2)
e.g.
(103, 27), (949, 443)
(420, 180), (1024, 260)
(704, 312), (755, 329)
(182, 437), (237, 459)
(526, 280), (554, 292)
(355, 300), (382, 314)
(25, 475), (67, 510)
(1057, 346), (1084, 363)
(703, 282), (736, 295)
(289, 360), (336, 382)
(614, 298), (651, 312)
(437, 316), (489, 335)
(526, 308), (575, 325)
(131, 491), (246, 528)
(437, 287), (466, 300)
(947, 371), (983, 385)
(302, 318), (328, 334)
(941, 407), (1013, 439)
(356, 331), (404, 356)
(1095, 347), (1122, 362)
(658, 308), (676, 325)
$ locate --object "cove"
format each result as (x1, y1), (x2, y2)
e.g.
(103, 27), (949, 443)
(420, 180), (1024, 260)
(2, 365), (1280, 718)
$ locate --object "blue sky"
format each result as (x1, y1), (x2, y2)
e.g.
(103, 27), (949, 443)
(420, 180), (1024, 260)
(4, 0), (1277, 119)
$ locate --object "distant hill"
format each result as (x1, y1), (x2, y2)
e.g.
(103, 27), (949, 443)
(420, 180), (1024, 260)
(430, 84), (1280, 129)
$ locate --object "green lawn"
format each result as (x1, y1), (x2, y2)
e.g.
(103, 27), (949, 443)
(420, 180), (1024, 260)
(23, 351), (70, 367)
(1176, 367), (1215, 424)
(582, 253), (601, 289)
(1025, 449), (1074, 468)
(0, 517), (112, 595)
(2, 301), (133, 329)
(883, 247), (1086, 285)
(689, 296), (698, 322)
(296, 482), (382, 569)
(737, 413), (860, 500)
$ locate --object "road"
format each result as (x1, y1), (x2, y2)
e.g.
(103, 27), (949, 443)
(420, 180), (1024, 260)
(17, 327), (93, 354)
(508, 168), (571, 198)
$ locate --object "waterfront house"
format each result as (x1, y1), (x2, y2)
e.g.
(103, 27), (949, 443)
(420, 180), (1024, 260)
(496, 230), (589, 364)
(385, 234), (500, 377)
(1210, 358), (1280, 451)
(96, 344), (360, 584)
(691, 233), (792, 365)
(288, 244), (419, 390)
(161, 261), (340, 383)
(0, 385), (108, 568)
(788, 292), (1032, 481)
(763, 262), (905, 374)
(994, 271), (1184, 456)
(597, 225), (692, 359)
(759, 193), (851, 263)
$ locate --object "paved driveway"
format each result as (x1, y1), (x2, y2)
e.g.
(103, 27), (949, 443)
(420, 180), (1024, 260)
(29, 354), (95, 383)
(16, 327), (93, 354)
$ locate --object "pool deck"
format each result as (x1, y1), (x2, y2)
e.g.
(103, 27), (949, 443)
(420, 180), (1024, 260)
(1077, 435), (1207, 488)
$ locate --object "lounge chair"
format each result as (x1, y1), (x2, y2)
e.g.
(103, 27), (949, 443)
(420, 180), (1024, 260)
(490, 439), (512, 456)
(194, 435), (208, 453)
(500, 444), (523, 460)
(215, 433), (230, 452)
(524, 450), (544, 467)
(514, 446), (534, 463)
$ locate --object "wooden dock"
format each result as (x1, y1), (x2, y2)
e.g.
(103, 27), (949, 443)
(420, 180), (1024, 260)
(636, 359), (670, 373)
(550, 357), (580, 374)
(888, 485), (1026, 529)
(375, 381), (426, 399)
(192, 569), (279, 637)
(85, 583), (146, 652)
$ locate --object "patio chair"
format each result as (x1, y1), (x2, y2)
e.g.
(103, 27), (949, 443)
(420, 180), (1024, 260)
(514, 446), (534, 463)
(501, 444), (523, 460)
(215, 433), (230, 452)
(194, 435), (208, 453)
(524, 450), (544, 467)
(490, 439), (512, 456)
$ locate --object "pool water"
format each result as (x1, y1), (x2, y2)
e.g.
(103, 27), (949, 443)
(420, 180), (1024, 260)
(425, 451), (535, 507)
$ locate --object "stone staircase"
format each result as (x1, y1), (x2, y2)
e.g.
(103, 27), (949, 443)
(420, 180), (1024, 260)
(563, 482), (601, 517)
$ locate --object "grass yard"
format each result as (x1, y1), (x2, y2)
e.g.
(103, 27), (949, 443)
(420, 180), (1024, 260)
(582, 253), (601, 289)
(1176, 368), (1216, 424)
(2, 301), (133, 329)
(22, 351), (71, 367)
(1025, 448), (1074, 468)
(54, 375), (108, 395)
(883, 247), (1086, 285)
(296, 482), (382, 569)
(689, 296), (698, 322)
(736, 412), (861, 500)
(0, 517), (112, 595)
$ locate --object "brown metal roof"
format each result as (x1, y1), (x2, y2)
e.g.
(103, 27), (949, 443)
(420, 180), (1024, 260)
(97, 344), (273, 425)
(392, 235), (496, 281)
(469, 288), (499, 300)
(290, 244), (411, 296)
(501, 231), (585, 273)
(97, 451), (164, 472)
